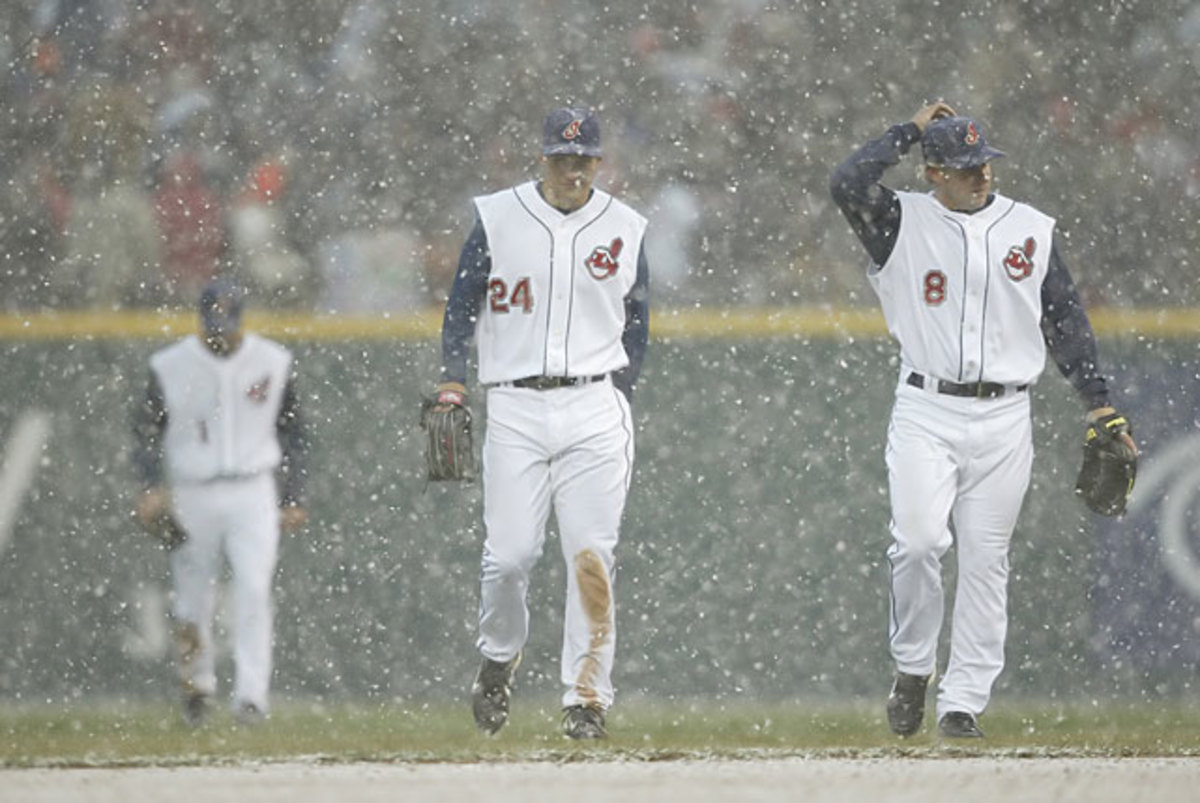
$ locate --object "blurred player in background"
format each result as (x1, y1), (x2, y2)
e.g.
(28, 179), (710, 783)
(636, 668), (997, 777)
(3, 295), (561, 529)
(132, 278), (309, 727)
(830, 102), (1136, 738)
(433, 107), (650, 739)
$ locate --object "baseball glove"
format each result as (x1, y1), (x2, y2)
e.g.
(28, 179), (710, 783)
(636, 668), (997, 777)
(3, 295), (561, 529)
(1074, 411), (1137, 517)
(420, 384), (477, 482)
(143, 510), (188, 551)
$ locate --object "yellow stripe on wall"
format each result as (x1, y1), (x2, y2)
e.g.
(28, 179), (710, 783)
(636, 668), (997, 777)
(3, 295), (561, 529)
(0, 307), (1194, 341)
(0, 310), (445, 340)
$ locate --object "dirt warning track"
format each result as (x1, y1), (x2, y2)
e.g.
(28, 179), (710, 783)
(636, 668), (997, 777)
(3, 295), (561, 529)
(2, 756), (1196, 803)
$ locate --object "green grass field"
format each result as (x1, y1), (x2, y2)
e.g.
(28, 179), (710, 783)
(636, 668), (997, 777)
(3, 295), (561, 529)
(4, 697), (1200, 767)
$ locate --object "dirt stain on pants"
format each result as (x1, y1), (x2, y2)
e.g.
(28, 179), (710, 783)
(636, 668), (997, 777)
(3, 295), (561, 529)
(175, 621), (201, 694)
(573, 549), (612, 706)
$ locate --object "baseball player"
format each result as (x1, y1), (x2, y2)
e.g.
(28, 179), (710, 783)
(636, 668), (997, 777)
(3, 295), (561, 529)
(829, 102), (1136, 738)
(132, 278), (309, 727)
(434, 107), (649, 739)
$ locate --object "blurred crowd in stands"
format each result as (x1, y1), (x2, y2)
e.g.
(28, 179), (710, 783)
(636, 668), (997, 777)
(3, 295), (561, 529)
(1, 0), (1198, 313)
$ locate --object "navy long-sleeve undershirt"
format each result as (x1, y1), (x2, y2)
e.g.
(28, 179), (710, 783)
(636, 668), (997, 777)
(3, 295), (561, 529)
(829, 122), (1110, 409)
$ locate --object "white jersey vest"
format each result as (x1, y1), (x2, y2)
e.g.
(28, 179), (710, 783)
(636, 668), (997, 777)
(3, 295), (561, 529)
(150, 333), (293, 484)
(472, 181), (647, 384)
(868, 191), (1055, 386)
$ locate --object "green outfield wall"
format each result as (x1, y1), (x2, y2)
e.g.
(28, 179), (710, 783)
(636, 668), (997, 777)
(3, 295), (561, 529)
(0, 308), (1194, 705)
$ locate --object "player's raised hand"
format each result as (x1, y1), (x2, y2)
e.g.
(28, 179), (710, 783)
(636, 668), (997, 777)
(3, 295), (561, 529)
(912, 101), (957, 132)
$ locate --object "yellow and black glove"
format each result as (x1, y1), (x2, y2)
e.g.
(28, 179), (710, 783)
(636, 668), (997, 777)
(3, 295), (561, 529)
(1074, 411), (1137, 516)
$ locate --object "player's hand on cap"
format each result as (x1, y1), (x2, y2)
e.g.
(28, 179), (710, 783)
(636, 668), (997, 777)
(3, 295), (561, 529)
(912, 101), (957, 132)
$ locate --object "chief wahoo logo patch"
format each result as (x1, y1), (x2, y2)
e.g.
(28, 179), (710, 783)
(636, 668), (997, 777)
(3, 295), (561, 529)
(247, 375), (272, 403)
(1003, 237), (1036, 281)
(585, 238), (623, 280)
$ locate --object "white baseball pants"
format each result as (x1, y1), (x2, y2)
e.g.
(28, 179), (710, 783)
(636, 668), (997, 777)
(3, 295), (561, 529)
(479, 379), (634, 710)
(884, 381), (1033, 719)
(169, 472), (280, 712)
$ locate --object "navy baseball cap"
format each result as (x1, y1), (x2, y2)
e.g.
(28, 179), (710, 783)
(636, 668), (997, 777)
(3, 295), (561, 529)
(542, 108), (602, 157)
(199, 278), (245, 336)
(921, 116), (1006, 169)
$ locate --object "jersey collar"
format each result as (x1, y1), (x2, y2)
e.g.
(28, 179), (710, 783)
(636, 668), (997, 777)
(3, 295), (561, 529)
(187, 332), (249, 363)
(515, 180), (608, 226)
(935, 192), (1014, 225)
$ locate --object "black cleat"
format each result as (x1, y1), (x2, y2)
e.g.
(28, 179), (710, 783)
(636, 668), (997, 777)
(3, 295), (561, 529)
(886, 672), (931, 736)
(562, 704), (607, 740)
(471, 654), (521, 735)
(938, 711), (984, 739)
(182, 692), (209, 729)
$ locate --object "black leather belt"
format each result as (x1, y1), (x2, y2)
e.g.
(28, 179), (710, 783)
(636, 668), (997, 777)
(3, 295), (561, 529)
(502, 374), (608, 390)
(906, 371), (1028, 399)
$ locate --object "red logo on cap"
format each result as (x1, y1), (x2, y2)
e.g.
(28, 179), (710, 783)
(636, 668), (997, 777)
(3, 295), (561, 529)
(562, 119), (582, 141)
(964, 122), (980, 146)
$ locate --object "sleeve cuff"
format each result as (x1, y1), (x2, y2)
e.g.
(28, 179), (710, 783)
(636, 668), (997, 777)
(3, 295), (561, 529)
(896, 122), (922, 147)
(1080, 381), (1110, 411)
